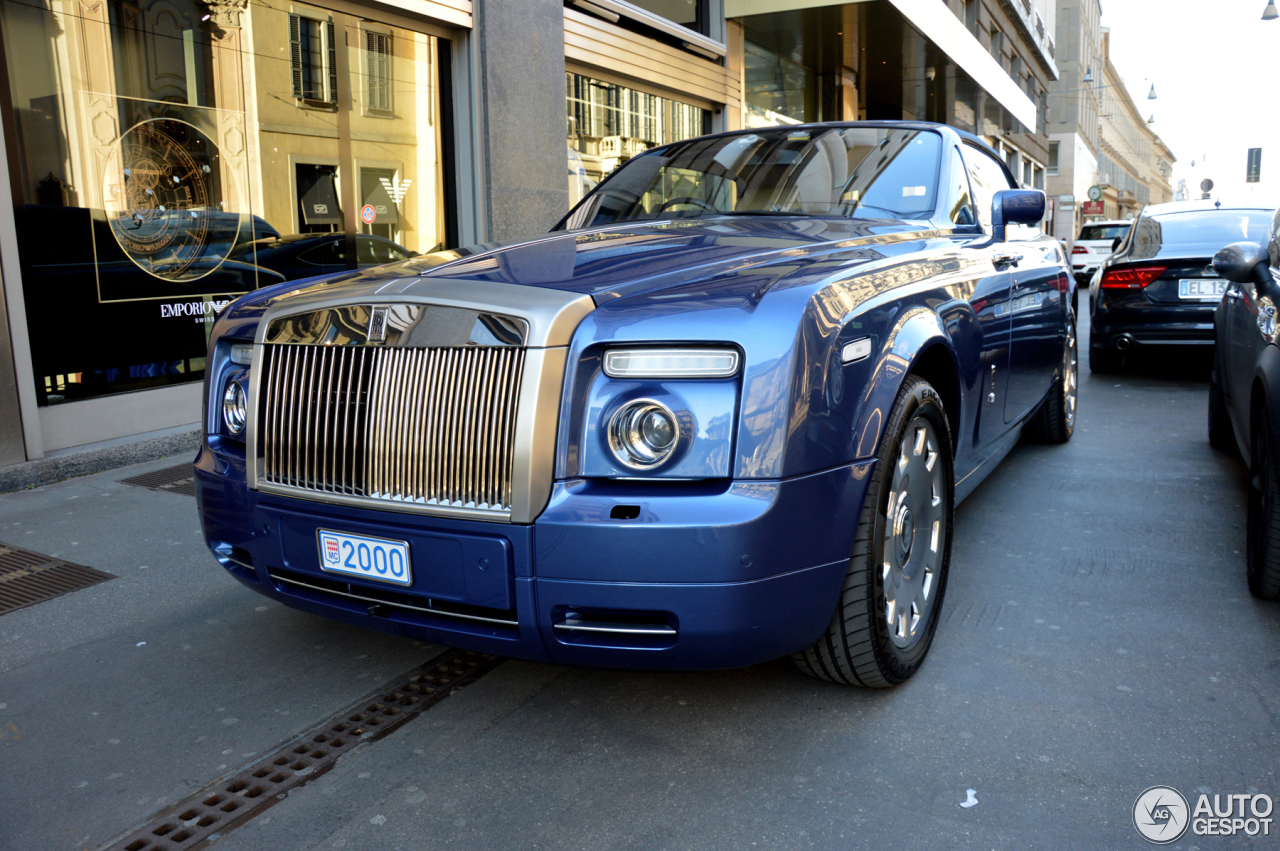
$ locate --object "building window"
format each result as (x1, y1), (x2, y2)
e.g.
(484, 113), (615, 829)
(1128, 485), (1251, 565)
(1047, 142), (1059, 175)
(291, 14), (337, 103)
(365, 30), (392, 112)
(625, 0), (709, 36)
(963, 0), (979, 34)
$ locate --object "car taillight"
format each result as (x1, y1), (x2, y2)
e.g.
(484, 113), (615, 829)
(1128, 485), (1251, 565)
(1052, 272), (1070, 293)
(1099, 266), (1166, 289)
(1072, 245), (1089, 254)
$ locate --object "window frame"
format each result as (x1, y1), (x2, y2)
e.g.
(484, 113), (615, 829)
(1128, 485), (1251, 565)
(362, 23), (394, 115)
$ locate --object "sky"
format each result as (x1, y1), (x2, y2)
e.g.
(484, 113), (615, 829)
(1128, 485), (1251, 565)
(1099, 0), (1280, 205)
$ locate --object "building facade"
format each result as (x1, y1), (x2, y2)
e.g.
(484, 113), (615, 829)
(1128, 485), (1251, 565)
(0, 0), (740, 468)
(1045, 9), (1174, 244)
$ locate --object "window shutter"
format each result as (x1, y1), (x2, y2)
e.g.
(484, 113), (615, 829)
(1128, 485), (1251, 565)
(289, 15), (303, 98)
(326, 18), (338, 104)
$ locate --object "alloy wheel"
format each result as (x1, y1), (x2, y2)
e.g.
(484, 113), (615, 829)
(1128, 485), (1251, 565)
(882, 415), (947, 650)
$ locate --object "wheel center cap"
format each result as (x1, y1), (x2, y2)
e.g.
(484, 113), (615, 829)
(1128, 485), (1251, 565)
(893, 501), (915, 567)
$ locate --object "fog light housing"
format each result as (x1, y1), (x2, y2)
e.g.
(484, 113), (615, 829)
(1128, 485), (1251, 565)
(608, 399), (678, 470)
(222, 380), (247, 436)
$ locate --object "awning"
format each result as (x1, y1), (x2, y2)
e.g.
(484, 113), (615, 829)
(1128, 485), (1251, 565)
(361, 180), (399, 225)
(300, 173), (342, 226)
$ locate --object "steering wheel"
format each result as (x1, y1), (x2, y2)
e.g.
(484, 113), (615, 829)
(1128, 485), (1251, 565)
(655, 196), (719, 215)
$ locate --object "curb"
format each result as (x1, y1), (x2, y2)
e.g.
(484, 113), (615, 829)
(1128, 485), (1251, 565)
(0, 428), (202, 494)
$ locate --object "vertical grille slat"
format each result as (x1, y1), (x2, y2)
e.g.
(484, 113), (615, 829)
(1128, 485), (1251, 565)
(258, 343), (524, 513)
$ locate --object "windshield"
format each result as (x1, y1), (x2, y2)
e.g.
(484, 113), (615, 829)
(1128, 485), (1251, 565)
(562, 126), (942, 230)
(1080, 224), (1130, 241)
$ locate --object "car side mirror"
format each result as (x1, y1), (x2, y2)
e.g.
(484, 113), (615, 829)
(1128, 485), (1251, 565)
(1214, 241), (1280, 302)
(991, 189), (1045, 242)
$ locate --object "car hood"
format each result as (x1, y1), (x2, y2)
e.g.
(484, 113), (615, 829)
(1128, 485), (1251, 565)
(397, 216), (934, 301)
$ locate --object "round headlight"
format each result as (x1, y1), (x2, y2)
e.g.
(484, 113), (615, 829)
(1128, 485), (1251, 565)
(222, 380), (246, 436)
(608, 399), (679, 470)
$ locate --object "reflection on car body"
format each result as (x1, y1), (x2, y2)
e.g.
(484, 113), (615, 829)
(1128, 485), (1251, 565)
(197, 121), (1077, 687)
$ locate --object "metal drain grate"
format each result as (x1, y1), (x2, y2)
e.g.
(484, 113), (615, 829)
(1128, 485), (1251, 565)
(100, 647), (502, 851)
(119, 463), (196, 497)
(0, 543), (115, 615)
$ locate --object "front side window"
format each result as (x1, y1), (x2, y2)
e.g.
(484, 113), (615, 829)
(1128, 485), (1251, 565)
(960, 144), (1013, 231)
(564, 127), (942, 229)
(942, 148), (976, 226)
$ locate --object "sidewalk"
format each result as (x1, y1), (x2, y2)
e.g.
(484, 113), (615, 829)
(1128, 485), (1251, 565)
(0, 455), (437, 850)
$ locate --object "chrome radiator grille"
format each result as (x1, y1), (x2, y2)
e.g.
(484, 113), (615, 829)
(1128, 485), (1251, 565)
(257, 344), (525, 512)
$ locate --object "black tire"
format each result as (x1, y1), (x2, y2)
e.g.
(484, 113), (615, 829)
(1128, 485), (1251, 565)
(1208, 370), (1236, 453)
(793, 375), (954, 687)
(1089, 345), (1120, 374)
(1247, 405), (1280, 599)
(1028, 314), (1077, 443)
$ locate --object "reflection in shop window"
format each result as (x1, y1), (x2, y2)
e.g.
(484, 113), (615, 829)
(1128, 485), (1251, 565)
(565, 72), (708, 208)
(290, 14), (337, 104)
(364, 29), (393, 113)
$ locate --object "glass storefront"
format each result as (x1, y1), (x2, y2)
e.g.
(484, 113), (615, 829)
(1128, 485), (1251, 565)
(0, 0), (447, 405)
(566, 72), (708, 207)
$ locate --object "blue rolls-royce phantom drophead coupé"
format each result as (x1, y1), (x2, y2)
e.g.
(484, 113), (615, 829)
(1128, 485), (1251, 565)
(196, 122), (1076, 687)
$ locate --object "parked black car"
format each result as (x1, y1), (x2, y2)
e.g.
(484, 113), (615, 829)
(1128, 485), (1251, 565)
(227, 233), (416, 282)
(1209, 213), (1280, 599)
(1089, 201), (1273, 373)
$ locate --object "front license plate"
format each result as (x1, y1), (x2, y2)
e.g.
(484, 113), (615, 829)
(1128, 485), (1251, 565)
(1179, 279), (1227, 299)
(318, 530), (412, 586)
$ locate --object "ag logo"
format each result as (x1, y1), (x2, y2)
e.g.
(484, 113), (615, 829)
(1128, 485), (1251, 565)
(1134, 786), (1190, 843)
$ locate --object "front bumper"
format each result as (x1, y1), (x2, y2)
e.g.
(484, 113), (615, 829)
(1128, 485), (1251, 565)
(196, 443), (871, 670)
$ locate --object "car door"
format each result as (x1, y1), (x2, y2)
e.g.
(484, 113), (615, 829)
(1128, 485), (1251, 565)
(1005, 238), (1063, 423)
(1226, 275), (1269, 432)
(956, 145), (1017, 445)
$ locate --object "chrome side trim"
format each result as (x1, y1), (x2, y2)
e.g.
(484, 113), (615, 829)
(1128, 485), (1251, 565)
(270, 572), (520, 627)
(554, 618), (678, 636)
(509, 347), (567, 524)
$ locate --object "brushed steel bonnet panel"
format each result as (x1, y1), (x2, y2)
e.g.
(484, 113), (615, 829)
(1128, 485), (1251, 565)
(247, 279), (594, 524)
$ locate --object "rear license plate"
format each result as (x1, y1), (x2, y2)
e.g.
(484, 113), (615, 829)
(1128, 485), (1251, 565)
(1179, 279), (1227, 299)
(318, 530), (412, 586)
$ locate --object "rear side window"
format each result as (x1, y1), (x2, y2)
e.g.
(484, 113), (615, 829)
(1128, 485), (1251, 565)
(1129, 210), (1271, 257)
(1080, 224), (1129, 241)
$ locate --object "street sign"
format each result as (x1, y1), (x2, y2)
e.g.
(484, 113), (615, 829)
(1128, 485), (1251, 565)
(1082, 200), (1104, 215)
(1087, 185), (1102, 201)
(1201, 178), (1214, 192)
(1247, 148), (1262, 184)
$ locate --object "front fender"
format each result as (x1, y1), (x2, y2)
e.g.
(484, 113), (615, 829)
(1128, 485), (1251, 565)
(849, 307), (958, 462)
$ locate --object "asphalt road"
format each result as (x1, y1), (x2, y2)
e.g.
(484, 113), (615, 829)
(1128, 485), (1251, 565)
(1, 308), (1277, 850)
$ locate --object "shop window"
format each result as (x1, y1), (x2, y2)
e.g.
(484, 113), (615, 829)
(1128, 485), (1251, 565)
(296, 164), (342, 233)
(0, 0), (446, 406)
(365, 29), (393, 113)
(290, 14), (337, 104)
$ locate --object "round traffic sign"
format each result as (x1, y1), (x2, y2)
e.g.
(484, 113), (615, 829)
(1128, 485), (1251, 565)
(1200, 178), (1214, 192)
(361, 204), (377, 224)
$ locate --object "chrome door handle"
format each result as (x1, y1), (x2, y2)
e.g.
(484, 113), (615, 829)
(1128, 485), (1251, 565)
(992, 250), (1023, 270)
(1226, 290), (1242, 300)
